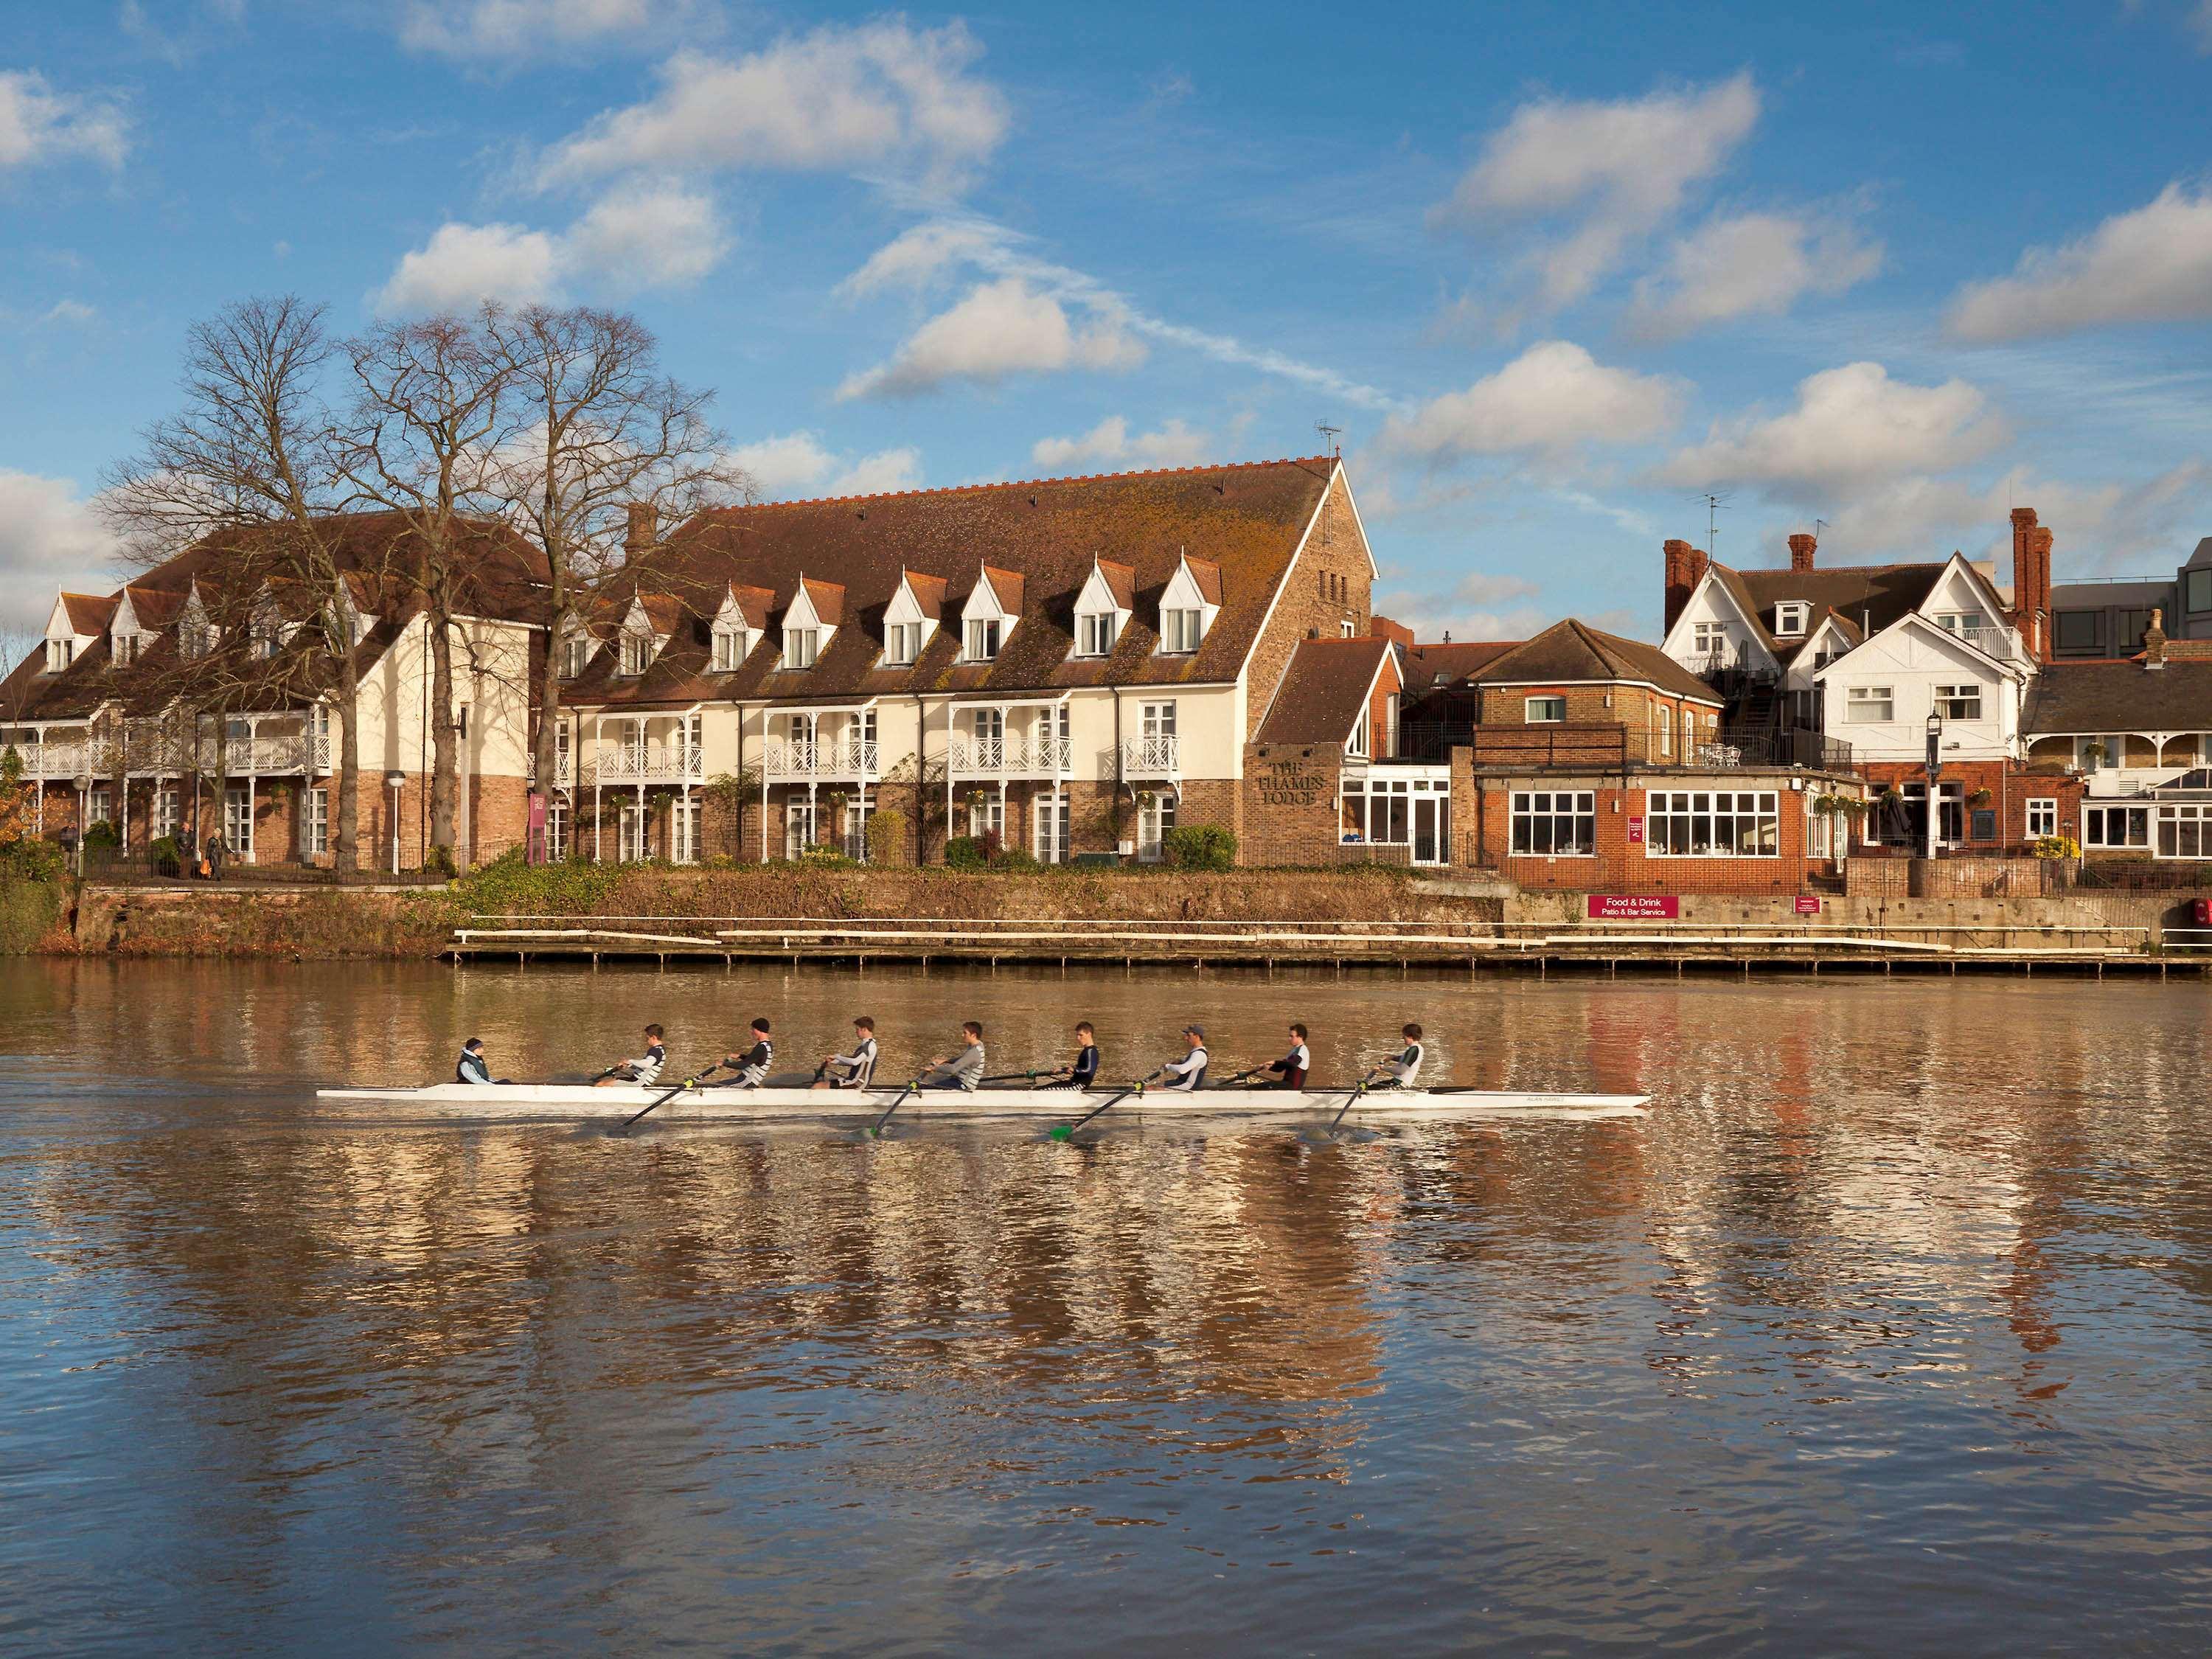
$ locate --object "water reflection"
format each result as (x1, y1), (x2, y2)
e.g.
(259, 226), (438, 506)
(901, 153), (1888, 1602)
(7, 961), (2212, 1651)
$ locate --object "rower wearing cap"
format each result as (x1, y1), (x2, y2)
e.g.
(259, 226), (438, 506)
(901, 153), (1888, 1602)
(455, 1037), (512, 1085)
(1369, 1023), (1425, 1089)
(1264, 1023), (1310, 1090)
(1155, 1025), (1209, 1091)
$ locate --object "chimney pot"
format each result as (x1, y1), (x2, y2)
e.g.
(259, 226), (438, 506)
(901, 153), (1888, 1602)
(625, 502), (658, 557)
(2146, 607), (2167, 669)
(1788, 532), (1818, 572)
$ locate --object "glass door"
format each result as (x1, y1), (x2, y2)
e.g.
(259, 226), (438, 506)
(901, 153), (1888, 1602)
(223, 784), (254, 862)
(1412, 793), (1447, 865)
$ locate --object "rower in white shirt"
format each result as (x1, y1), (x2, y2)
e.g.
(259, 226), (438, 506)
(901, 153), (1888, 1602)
(1366, 1023), (1425, 1090)
(1152, 1025), (1210, 1091)
(815, 1017), (878, 1091)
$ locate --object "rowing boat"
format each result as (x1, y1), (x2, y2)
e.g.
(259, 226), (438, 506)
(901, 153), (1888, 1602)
(310, 1079), (1649, 1123)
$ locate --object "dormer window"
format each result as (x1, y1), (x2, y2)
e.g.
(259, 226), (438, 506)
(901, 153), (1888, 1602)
(560, 630), (592, 678)
(1074, 557), (1134, 661)
(965, 618), (1001, 661)
(785, 627), (819, 669)
(1162, 608), (1203, 653)
(1775, 602), (1809, 637)
(1078, 611), (1119, 658)
(1155, 552), (1220, 656)
(711, 626), (748, 672)
(959, 566), (1018, 665)
(619, 631), (653, 676)
(112, 633), (139, 668)
(886, 622), (921, 667)
(44, 639), (72, 673)
(782, 577), (841, 672)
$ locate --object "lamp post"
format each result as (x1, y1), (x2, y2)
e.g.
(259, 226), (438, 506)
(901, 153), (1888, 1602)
(386, 770), (406, 876)
(72, 771), (90, 876)
(1924, 711), (1944, 860)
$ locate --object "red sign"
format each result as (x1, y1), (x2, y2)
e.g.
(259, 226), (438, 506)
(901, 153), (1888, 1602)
(1793, 895), (1822, 915)
(1626, 814), (1644, 844)
(1588, 894), (1679, 920)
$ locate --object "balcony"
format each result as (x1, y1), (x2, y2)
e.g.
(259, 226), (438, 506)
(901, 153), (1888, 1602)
(221, 734), (329, 774)
(764, 738), (880, 781)
(950, 736), (1074, 777)
(1116, 734), (1180, 779)
(3, 738), (88, 779)
(589, 743), (705, 785)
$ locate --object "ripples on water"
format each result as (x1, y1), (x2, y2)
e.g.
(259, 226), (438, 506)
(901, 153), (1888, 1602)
(4, 959), (2212, 1655)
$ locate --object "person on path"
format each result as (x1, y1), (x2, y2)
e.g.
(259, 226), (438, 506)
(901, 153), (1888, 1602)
(920, 1023), (986, 1091)
(594, 1023), (667, 1087)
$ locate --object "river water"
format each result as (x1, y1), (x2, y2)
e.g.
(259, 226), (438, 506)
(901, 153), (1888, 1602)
(4, 959), (2211, 1655)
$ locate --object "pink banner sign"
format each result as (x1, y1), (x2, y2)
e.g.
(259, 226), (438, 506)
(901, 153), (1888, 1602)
(1626, 814), (1644, 844)
(1587, 894), (1678, 920)
(1793, 895), (1821, 915)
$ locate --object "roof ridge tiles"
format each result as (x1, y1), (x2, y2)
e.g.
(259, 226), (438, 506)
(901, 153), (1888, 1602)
(714, 454), (1336, 513)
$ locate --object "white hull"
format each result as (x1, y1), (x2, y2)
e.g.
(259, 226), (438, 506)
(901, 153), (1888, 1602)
(310, 1080), (1649, 1123)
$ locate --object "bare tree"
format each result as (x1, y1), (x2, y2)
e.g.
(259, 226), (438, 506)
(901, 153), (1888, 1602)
(481, 305), (741, 810)
(335, 311), (516, 868)
(101, 296), (381, 873)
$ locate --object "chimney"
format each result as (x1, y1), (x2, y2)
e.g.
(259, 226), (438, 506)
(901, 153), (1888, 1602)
(2145, 607), (2167, 669)
(1663, 538), (1694, 632)
(625, 502), (658, 558)
(1788, 532), (1818, 572)
(2010, 506), (2051, 663)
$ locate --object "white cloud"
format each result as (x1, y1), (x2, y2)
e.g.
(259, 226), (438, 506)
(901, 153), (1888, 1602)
(400, 0), (703, 60)
(374, 221), (563, 313)
(1432, 74), (1760, 316)
(0, 472), (117, 631)
(1947, 183), (2212, 342)
(560, 184), (726, 290)
(726, 431), (922, 499)
(0, 70), (128, 173)
(1031, 416), (1212, 470)
(1373, 569), (1551, 645)
(1627, 211), (1882, 340)
(538, 21), (1007, 191)
(374, 185), (726, 312)
(1380, 341), (1680, 462)
(835, 219), (1006, 299)
(837, 277), (1144, 400)
(1661, 361), (2006, 498)
(40, 299), (95, 327)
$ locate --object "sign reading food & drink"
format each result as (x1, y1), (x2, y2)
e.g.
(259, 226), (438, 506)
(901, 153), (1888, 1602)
(1587, 894), (1678, 919)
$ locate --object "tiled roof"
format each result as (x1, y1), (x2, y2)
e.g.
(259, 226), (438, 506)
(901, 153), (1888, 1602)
(977, 563), (1024, 617)
(900, 569), (947, 619)
(1403, 641), (1519, 688)
(1184, 554), (1223, 606)
(799, 576), (845, 626)
(1711, 560), (1950, 655)
(1472, 619), (1722, 704)
(1255, 636), (1395, 745)
(1095, 558), (1135, 611)
(2023, 660), (2212, 733)
(60, 593), (118, 636)
(565, 456), (1340, 712)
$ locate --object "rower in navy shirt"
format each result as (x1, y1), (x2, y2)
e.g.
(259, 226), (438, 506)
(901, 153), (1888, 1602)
(722, 1019), (773, 1088)
(1046, 1022), (1100, 1090)
(1265, 1023), (1311, 1090)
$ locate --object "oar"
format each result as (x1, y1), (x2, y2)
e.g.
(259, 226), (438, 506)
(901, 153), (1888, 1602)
(979, 1070), (1042, 1085)
(1048, 1079), (1146, 1143)
(1217, 1065), (1265, 1089)
(616, 1061), (719, 1135)
(867, 1076), (923, 1139)
(1324, 1076), (1373, 1136)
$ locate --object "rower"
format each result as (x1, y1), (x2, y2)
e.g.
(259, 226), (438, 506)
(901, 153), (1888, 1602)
(920, 1022), (985, 1091)
(1264, 1023), (1310, 1090)
(594, 1023), (667, 1088)
(1046, 1022), (1099, 1091)
(814, 1017), (877, 1091)
(1367, 1023), (1425, 1090)
(722, 1020), (773, 1088)
(455, 1037), (512, 1085)
(1154, 1024), (1208, 1091)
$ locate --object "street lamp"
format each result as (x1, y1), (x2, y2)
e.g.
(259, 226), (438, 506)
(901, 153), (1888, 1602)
(1924, 712), (1944, 860)
(385, 770), (406, 875)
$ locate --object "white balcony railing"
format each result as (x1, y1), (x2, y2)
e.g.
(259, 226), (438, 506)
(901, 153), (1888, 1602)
(950, 735), (1074, 776)
(764, 739), (880, 779)
(3, 739), (88, 779)
(221, 734), (328, 774)
(950, 737), (1006, 775)
(1118, 734), (1181, 777)
(591, 743), (706, 784)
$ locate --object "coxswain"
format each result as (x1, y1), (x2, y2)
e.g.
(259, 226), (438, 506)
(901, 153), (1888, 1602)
(1154, 1024), (1208, 1091)
(1367, 1023), (1425, 1090)
(814, 1017), (878, 1091)
(455, 1037), (512, 1085)
(920, 1021), (986, 1091)
(722, 1019), (773, 1088)
(1046, 1021), (1100, 1090)
(1264, 1023), (1311, 1090)
(594, 1023), (667, 1088)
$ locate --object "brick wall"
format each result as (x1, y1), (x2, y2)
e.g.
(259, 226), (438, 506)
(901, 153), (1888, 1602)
(1245, 469), (1374, 740)
(1858, 759), (2087, 849)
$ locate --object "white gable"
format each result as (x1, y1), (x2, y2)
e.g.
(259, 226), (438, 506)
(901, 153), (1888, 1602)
(885, 576), (931, 627)
(1658, 571), (1777, 676)
(1813, 612), (2026, 764)
(1075, 562), (1129, 622)
(43, 594), (88, 644)
(1161, 556), (1220, 627)
(111, 591), (140, 641)
(785, 583), (824, 631)
(712, 587), (750, 629)
(961, 568), (1014, 622)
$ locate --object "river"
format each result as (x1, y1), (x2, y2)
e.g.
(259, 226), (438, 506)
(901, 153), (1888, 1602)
(4, 959), (2211, 1654)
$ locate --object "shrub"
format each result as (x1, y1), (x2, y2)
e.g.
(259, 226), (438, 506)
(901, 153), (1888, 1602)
(2034, 834), (2081, 860)
(865, 807), (908, 866)
(992, 845), (1039, 872)
(944, 835), (987, 871)
(150, 835), (183, 877)
(1161, 824), (1236, 871)
(82, 818), (120, 851)
(451, 846), (623, 915)
(799, 842), (854, 866)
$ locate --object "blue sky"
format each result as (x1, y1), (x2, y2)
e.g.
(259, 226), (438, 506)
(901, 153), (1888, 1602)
(4, 0), (2211, 639)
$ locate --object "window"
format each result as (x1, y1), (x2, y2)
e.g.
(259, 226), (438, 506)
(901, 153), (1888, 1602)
(2190, 569), (2212, 614)
(1649, 705), (1672, 760)
(1681, 708), (1697, 761)
(1691, 622), (1728, 659)
(1077, 612), (1118, 658)
(2025, 798), (2058, 838)
(1340, 619), (1357, 639)
(1774, 602), (1809, 637)
(44, 639), (72, 672)
(2054, 611), (2100, 652)
(619, 632), (652, 675)
(112, 634), (138, 667)
(1846, 686), (1893, 723)
(546, 797), (568, 861)
(1348, 708), (1369, 757)
(2157, 804), (2212, 859)
(964, 618), (1001, 661)
(2083, 804), (2149, 849)
(1525, 696), (1567, 723)
(966, 791), (1004, 842)
(619, 797), (651, 863)
(1933, 684), (1983, 721)
(1034, 789), (1071, 864)
(1135, 791), (1175, 861)
(87, 788), (111, 826)
(2075, 734), (2124, 771)
(670, 797), (701, 864)
(1933, 613), (1997, 648)
(1510, 790), (1595, 856)
(1161, 608), (1203, 653)
(1647, 790), (1780, 858)
(223, 784), (254, 862)
(560, 631), (592, 678)
(886, 622), (919, 666)
(2117, 609), (2157, 653)
(711, 627), (747, 672)
(252, 627), (280, 660)
(1806, 793), (1832, 860)
(304, 787), (328, 857)
(785, 627), (819, 669)
(1141, 701), (1176, 740)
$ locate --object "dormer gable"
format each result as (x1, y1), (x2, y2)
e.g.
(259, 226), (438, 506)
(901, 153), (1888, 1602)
(883, 569), (945, 667)
(43, 591), (102, 673)
(1155, 552), (1222, 655)
(959, 564), (1022, 662)
(1073, 557), (1133, 658)
(710, 582), (772, 672)
(177, 585), (215, 661)
(108, 590), (148, 669)
(1917, 552), (2020, 660)
(780, 576), (842, 670)
(615, 594), (673, 677)
(1658, 568), (1779, 678)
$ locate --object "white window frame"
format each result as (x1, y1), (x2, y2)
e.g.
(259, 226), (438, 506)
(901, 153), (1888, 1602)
(1691, 622), (1728, 658)
(1525, 695), (1567, 724)
(1135, 790), (1176, 861)
(1646, 790), (1781, 858)
(2082, 804), (2149, 849)
(2075, 734), (2124, 771)
(304, 786), (329, 857)
(1845, 686), (1893, 724)
(1509, 790), (1595, 857)
(1077, 611), (1118, 658)
(2025, 798), (2058, 838)
(153, 786), (181, 840)
(1140, 700), (1177, 740)
(87, 787), (111, 825)
(546, 796), (569, 861)
(1034, 787), (1070, 864)
(223, 782), (254, 862)
(561, 631), (593, 678)
(1161, 608), (1203, 653)
(711, 627), (747, 672)
(785, 627), (819, 670)
(966, 791), (1004, 843)
(2157, 804), (2212, 860)
(1933, 683), (1983, 721)
(619, 631), (653, 676)
(1805, 792), (1832, 860)
(885, 622), (919, 667)
(45, 639), (73, 672)
(1774, 602), (1809, 637)
(670, 796), (701, 864)
(1347, 708), (1369, 757)
(964, 618), (1001, 662)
